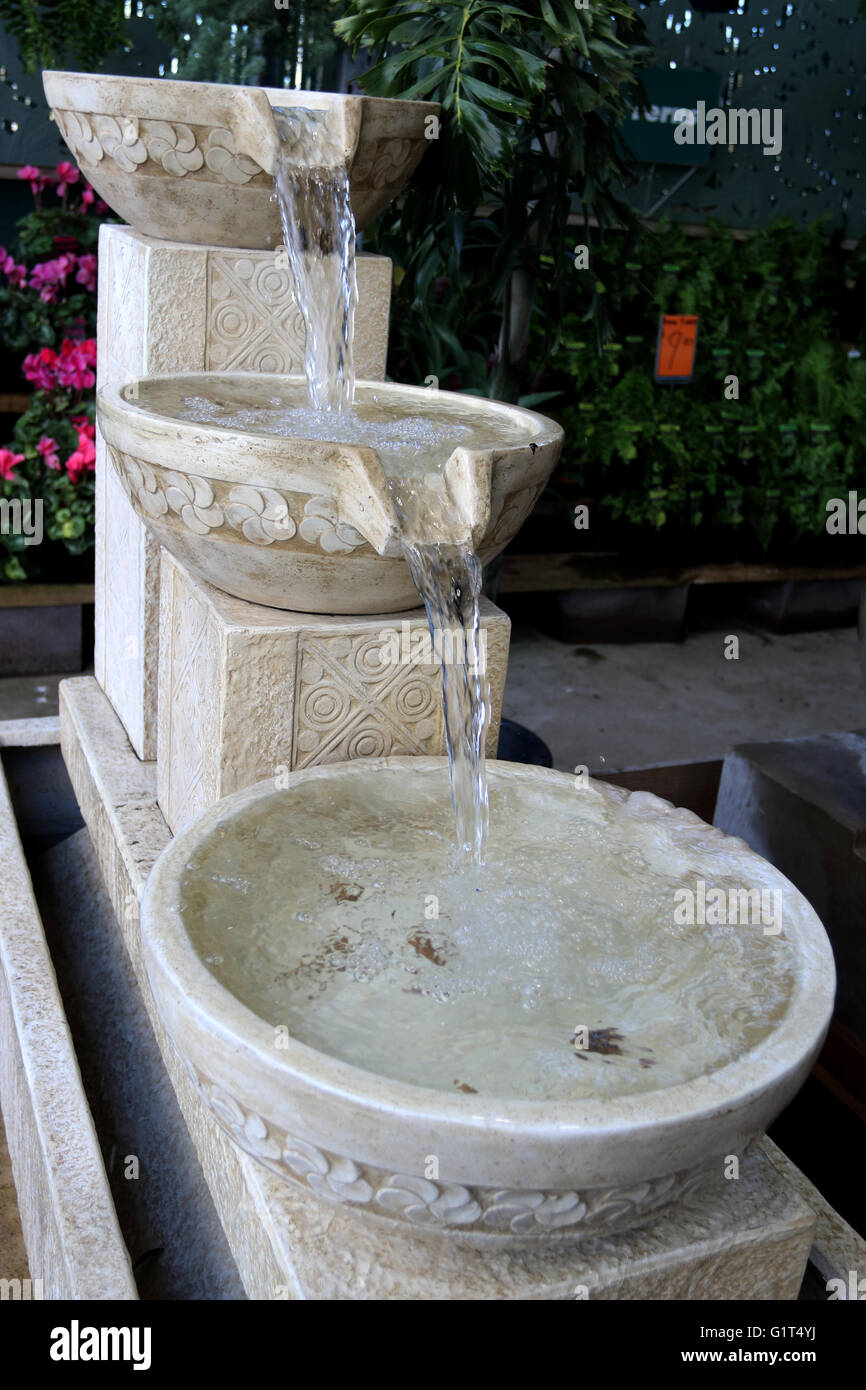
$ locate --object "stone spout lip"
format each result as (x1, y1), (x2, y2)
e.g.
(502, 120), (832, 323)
(140, 759), (836, 1242)
(42, 70), (439, 247)
(96, 373), (563, 615)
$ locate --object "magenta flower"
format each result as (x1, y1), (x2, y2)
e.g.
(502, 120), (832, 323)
(0, 448), (25, 481)
(30, 253), (77, 303)
(0, 249), (28, 287)
(55, 337), (97, 391)
(22, 347), (59, 391)
(80, 183), (95, 209)
(36, 435), (61, 470)
(75, 254), (97, 293)
(17, 164), (47, 196)
(56, 161), (80, 197)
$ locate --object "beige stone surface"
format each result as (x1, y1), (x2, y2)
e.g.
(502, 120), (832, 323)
(157, 552), (510, 834)
(0, 717), (60, 747)
(60, 677), (822, 1300)
(256, 1140), (815, 1300)
(0, 1104), (28, 1286)
(98, 373), (562, 614)
(44, 73), (438, 248)
(0, 751), (136, 1299)
(95, 224), (393, 760)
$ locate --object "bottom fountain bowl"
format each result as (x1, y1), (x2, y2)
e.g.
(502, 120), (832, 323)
(140, 759), (835, 1248)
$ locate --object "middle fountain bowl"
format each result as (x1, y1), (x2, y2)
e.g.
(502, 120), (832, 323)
(97, 372), (564, 615)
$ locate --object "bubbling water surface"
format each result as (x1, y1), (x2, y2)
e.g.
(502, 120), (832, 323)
(180, 768), (798, 1101)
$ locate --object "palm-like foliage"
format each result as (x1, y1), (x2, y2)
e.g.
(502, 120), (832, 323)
(336, 0), (653, 399)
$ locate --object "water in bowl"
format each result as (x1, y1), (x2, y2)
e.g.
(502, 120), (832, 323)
(180, 766), (797, 1102)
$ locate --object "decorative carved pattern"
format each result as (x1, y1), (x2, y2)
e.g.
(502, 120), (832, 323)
(298, 497), (365, 554)
(108, 447), (367, 553)
(204, 129), (262, 184)
(205, 253), (307, 374)
(53, 110), (266, 184)
(349, 137), (423, 196)
(292, 631), (442, 767)
(184, 1063), (715, 1241)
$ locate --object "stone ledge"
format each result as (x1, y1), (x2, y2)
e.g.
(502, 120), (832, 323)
(0, 743), (136, 1299)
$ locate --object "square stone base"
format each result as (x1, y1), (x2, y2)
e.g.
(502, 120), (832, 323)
(59, 677), (821, 1300)
(95, 225), (393, 761)
(158, 552), (510, 834)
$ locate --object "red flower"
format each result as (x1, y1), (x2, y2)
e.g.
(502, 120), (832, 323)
(37, 435), (61, 470)
(0, 448), (25, 481)
(22, 347), (58, 391)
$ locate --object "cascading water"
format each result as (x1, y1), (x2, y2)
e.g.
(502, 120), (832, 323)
(271, 105), (491, 864)
(272, 107), (357, 413)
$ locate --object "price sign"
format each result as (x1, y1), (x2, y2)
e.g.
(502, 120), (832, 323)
(654, 314), (699, 383)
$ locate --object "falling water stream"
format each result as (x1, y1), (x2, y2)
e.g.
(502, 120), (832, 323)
(272, 106), (490, 863)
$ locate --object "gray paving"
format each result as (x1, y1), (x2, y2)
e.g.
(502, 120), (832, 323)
(502, 623), (866, 774)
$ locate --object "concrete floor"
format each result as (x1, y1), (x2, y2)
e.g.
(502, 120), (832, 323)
(502, 622), (865, 774)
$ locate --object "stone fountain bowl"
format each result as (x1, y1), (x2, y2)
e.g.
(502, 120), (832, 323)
(42, 71), (438, 248)
(97, 372), (563, 615)
(140, 759), (835, 1249)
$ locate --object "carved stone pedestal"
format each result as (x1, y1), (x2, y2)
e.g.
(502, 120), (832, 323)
(157, 552), (510, 834)
(95, 224), (393, 760)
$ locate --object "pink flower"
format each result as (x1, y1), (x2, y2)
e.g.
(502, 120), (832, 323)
(71, 416), (95, 439)
(37, 435), (61, 470)
(80, 184), (95, 209)
(96, 199), (110, 216)
(18, 164), (47, 196)
(0, 448), (24, 481)
(56, 161), (80, 197)
(55, 337), (97, 391)
(22, 347), (58, 391)
(30, 253), (77, 303)
(0, 250), (28, 287)
(75, 253), (97, 293)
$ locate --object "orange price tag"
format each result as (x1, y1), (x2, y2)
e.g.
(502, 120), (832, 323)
(654, 314), (699, 383)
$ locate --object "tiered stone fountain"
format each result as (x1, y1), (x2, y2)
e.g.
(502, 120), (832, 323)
(47, 69), (835, 1300)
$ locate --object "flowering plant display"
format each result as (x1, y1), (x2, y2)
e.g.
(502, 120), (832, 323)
(0, 163), (108, 582)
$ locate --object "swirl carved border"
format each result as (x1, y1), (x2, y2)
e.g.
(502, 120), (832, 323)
(53, 110), (267, 184)
(183, 1059), (716, 1242)
(108, 445), (371, 555)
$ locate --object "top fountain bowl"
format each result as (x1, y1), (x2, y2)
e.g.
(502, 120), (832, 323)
(42, 71), (439, 248)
